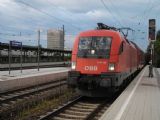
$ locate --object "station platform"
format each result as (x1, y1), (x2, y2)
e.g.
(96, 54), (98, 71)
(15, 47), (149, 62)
(100, 66), (160, 120)
(0, 61), (70, 70)
(0, 67), (70, 93)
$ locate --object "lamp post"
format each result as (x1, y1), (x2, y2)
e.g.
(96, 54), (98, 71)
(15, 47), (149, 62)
(37, 29), (40, 71)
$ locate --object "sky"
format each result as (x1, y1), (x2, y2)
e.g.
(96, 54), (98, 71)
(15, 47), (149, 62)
(0, 0), (160, 51)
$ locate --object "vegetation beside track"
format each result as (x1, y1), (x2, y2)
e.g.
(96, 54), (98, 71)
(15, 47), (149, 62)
(0, 84), (77, 120)
(16, 88), (77, 120)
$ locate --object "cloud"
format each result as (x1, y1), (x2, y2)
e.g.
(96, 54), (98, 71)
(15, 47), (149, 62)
(0, 0), (159, 50)
(86, 10), (110, 19)
(46, 0), (102, 13)
(65, 35), (76, 49)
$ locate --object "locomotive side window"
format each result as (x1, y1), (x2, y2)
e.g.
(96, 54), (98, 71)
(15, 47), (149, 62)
(78, 36), (112, 58)
(119, 42), (124, 54)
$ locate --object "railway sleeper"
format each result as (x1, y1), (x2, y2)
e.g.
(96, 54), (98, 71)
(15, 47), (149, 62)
(1, 103), (10, 107)
(73, 104), (98, 109)
(58, 113), (86, 119)
(64, 109), (90, 116)
(53, 116), (76, 120)
(69, 106), (93, 112)
(77, 102), (99, 107)
(93, 106), (109, 119)
(0, 97), (5, 101)
(76, 103), (98, 107)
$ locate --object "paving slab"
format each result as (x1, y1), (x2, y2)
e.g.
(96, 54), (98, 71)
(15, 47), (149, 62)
(100, 66), (160, 120)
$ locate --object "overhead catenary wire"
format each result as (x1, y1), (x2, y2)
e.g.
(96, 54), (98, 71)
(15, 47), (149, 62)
(107, 0), (129, 27)
(16, 0), (82, 31)
(45, 0), (94, 29)
(0, 23), (39, 34)
(131, 0), (160, 27)
(138, 1), (155, 26)
(100, 0), (123, 27)
(105, 0), (147, 48)
(0, 31), (39, 37)
(140, 0), (160, 19)
(0, 1), (82, 35)
(130, 0), (151, 19)
(45, 0), (74, 19)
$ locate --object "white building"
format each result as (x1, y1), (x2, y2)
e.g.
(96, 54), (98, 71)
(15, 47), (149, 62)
(47, 29), (64, 50)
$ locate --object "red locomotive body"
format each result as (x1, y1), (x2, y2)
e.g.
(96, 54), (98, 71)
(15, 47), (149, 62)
(68, 23), (144, 97)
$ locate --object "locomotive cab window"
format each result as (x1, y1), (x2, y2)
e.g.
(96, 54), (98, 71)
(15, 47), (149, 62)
(78, 37), (92, 50)
(78, 36), (112, 58)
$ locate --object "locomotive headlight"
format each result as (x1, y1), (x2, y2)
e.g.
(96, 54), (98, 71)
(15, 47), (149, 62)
(108, 63), (115, 71)
(71, 61), (76, 70)
(91, 50), (95, 54)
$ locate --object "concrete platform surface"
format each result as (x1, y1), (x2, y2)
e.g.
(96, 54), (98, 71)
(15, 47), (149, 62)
(0, 67), (70, 93)
(0, 67), (69, 80)
(100, 66), (160, 120)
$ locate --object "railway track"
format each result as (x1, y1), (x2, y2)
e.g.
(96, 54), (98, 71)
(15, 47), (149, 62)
(37, 70), (136, 120)
(35, 67), (142, 120)
(0, 79), (66, 110)
(38, 96), (111, 120)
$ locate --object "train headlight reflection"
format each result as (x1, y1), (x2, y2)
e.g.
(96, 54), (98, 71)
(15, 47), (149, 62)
(71, 61), (76, 70)
(108, 63), (115, 71)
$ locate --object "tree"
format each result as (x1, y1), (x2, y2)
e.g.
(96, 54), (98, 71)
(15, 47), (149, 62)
(156, 30), (160, 40)
(154, 40), (160, 53)
(155, 30), (160, 53)
(154, 30), (160, 67)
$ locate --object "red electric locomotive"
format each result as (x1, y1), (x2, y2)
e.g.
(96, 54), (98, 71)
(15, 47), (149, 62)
(68, 23), (144, 97)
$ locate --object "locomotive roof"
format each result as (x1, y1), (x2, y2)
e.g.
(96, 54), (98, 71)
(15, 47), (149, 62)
(78, 29), (120, 37)
(130, 41), (143, 52)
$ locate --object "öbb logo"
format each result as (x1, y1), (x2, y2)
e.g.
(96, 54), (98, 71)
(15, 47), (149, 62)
(84, 66), (97, 71)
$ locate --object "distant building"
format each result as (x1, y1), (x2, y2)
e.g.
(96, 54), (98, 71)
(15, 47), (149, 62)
(47, 29), (64, 50)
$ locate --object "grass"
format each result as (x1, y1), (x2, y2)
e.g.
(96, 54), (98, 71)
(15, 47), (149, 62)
(16, 88), (77, 120)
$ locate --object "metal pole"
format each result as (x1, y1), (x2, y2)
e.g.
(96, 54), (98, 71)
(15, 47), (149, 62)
(37, 29), (40, 71)
(20, 43), (23, 73)
(151, 43), (153, 65)
(152, 42), (154, 65)
(62, 25), (65, 62)
(63, 25), (65, 50)
(20, 32), (23, 73)
(9, 41), (11, 75)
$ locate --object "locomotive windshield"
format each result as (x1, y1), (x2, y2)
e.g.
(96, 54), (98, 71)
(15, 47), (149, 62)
(78, 36), (112, 58)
